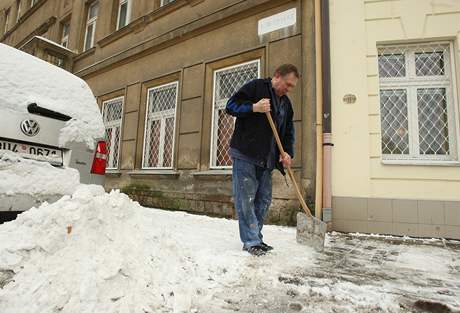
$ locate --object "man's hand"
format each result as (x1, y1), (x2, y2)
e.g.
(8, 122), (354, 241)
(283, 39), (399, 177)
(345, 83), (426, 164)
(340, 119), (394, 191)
(252, 98), (271, 113)
(279, 152), (292, 168)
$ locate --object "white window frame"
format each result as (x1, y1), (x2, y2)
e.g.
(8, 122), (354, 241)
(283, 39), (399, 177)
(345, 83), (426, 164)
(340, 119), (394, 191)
(83, 1), (98, 51)
(378, 41), (460, 163)
(116, 0), (131, 30)
(160, 0), (176, 7)
(4, 8), (10, 34)
(61, 22), (70, 48)
(102, 96), (124, 170)
(16, 0), (21, 23)
(142, 81), (179, 170)
(209, 59), (261, 169)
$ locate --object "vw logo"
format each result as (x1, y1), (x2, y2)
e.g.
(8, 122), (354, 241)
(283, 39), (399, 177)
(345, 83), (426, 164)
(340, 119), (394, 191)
(20, 119), (40, 137)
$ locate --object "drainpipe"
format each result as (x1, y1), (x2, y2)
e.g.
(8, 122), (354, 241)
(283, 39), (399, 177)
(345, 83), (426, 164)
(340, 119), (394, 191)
(321, 0), (333, 224)
(314, 0), (333, 224)
(300, 0), (316, 209)
(314, 0), (323, 220)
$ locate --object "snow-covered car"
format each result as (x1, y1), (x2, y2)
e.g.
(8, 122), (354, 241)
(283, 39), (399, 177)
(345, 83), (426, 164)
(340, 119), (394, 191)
(0, 43), (106, 211)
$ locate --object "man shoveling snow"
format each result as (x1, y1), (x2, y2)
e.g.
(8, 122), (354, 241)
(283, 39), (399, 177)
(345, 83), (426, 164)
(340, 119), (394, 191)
(225, 64), (299, 256)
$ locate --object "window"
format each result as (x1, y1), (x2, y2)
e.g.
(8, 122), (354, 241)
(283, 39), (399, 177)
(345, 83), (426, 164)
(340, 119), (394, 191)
(46, 52), (65, 68)
(210, 60), (260, 168)
(84, 2), (98, 51)
(16, 0), (21, 23)
(160, 0), (176, 6)
(102, 97), (124, 170)
(378, 42), (458, 162)
(4, 8), (10, 35)
(116, 0), (131, 30)
(61, 22), (70, 48)
(142, 82), (178, 169)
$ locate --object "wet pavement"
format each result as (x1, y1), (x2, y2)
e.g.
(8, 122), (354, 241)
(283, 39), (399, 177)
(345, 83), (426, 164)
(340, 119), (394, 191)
(216, 232), (460, 313)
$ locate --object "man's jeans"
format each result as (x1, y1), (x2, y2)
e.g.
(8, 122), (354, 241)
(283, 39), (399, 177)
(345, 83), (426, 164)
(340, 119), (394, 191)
(232, 158), (272, 249)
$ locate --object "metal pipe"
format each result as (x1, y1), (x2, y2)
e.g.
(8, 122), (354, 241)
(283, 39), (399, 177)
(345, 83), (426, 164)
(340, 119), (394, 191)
(321, 0), (333, 224)
(300, 0), (316, 205)
(322, 133), (333, 223)
(314, 0), (323, 219)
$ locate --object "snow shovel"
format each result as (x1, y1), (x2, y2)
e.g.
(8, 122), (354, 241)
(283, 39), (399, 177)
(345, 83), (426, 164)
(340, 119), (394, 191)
(265, 112), (327, 252)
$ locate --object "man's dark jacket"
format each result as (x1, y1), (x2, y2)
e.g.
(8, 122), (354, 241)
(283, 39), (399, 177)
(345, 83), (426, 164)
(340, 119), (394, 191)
(225, 78), (295, 175)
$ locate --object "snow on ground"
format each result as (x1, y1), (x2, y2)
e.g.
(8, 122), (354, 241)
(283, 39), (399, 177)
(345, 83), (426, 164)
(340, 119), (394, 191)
(0, 43), (104, 148)
(0, 184), (459, 313)
(0, 151), (79, 196)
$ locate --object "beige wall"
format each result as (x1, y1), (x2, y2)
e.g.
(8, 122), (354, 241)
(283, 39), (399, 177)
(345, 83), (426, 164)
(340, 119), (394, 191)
(330, 0), (460, 238)
(330, 0), (460, 201)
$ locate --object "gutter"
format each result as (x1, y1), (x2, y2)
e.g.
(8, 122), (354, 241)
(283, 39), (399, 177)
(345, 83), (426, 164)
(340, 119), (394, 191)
(314, 0), (333, 224)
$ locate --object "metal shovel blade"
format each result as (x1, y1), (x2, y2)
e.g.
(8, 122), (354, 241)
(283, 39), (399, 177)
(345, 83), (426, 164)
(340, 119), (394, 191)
(296, 212), (327, 252)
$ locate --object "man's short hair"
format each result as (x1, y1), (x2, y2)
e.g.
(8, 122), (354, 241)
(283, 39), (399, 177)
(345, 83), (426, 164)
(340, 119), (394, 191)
(274, 64), (300, 78)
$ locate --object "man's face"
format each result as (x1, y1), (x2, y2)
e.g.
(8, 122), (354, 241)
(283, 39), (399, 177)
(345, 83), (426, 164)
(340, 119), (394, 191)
(273, 72), (298, 97)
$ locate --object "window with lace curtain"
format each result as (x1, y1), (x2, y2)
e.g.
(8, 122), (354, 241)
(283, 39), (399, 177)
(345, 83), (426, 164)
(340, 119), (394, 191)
(142, 82), (179, 169)
(378, 42), (459, 162)
(102, 97), (124, 170)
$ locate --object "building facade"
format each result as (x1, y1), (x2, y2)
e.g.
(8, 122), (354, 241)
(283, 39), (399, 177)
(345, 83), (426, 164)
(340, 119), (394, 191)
(1, 0), (317, 225)
(3, 0), (460, 239)
(329, 0), (460, 239)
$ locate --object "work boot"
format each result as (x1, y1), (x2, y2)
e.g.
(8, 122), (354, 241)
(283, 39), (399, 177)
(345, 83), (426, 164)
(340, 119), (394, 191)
(243, 245), (267, 256)
(260, 242), (274, 252)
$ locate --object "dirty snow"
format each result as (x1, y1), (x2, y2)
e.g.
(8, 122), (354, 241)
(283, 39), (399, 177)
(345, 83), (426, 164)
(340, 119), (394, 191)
(0, 43), (104, 148)
(0, 151), (79, 196)
(0, 185), (459, 313)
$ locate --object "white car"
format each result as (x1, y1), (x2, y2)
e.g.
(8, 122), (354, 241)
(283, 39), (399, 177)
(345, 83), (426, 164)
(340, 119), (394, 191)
(0, 43), (107, 212)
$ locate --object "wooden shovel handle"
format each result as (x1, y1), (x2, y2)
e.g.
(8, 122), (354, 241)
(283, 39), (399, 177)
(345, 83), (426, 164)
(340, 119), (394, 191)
(265, 112), (313, 218)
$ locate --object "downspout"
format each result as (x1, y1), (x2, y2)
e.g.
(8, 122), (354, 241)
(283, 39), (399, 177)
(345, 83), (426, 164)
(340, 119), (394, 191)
(314, 0), (323, 220)
(300, 0), (315, 209)
(321, 0), (333, 225)
(314, 0), (333, 225)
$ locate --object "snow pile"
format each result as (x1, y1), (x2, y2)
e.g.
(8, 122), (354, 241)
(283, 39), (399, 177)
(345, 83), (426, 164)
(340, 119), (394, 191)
(0, 185), (248, 313)
(33, 36), (74, 53)
(0, 151), (79, 195)
(0, 43), (104, 148)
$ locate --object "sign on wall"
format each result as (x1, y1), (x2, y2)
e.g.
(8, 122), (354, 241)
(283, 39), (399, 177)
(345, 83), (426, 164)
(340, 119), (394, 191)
(258, 8), (297, 36)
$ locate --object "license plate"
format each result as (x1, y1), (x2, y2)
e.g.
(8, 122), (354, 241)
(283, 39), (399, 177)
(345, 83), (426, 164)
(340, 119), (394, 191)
(0, 139), (63, 166)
